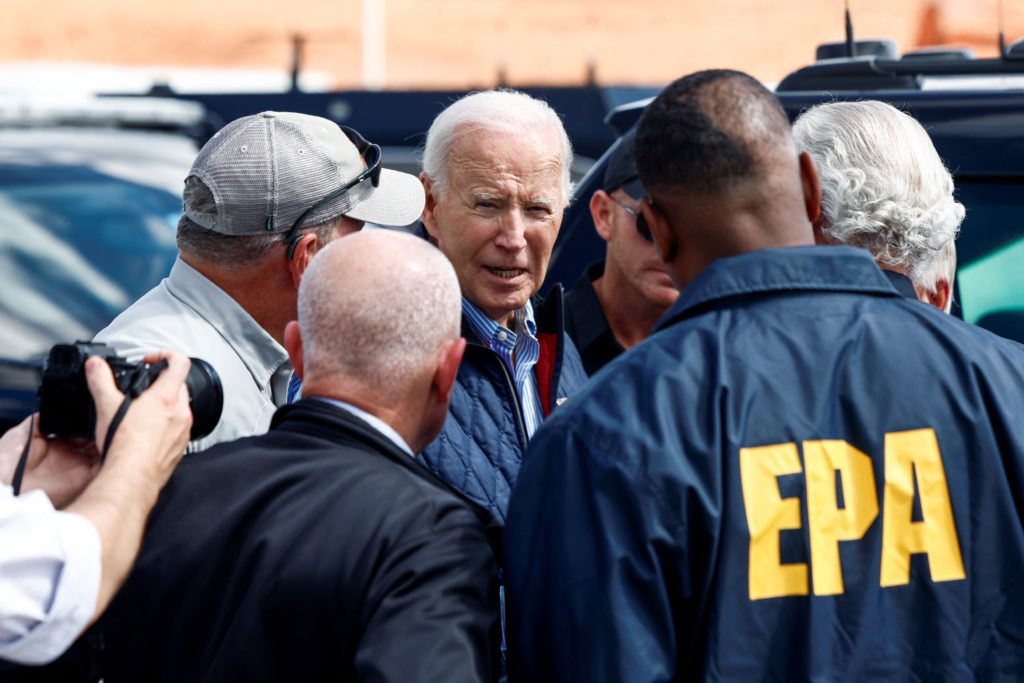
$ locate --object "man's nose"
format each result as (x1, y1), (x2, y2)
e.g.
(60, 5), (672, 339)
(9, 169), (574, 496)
(494, 210), (527, 251)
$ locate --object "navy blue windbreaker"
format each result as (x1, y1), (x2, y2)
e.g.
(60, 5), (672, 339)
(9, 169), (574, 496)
(504, 246), (1024, 682)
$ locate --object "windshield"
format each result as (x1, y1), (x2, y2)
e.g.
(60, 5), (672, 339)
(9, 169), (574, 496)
(0, 169), (180, 360)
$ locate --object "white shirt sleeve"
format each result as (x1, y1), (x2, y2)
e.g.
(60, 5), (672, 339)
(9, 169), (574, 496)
(0, 485), (102, 665)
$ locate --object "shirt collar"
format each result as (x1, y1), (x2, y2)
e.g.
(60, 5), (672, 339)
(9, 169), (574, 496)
(308, 396), (415, 457)
(165, 256), (291, 390)
(461, 297), (537, 348)
(565, 261), (617, 353)
(517, 301), (538, 338)
(657, 246), (901, 332)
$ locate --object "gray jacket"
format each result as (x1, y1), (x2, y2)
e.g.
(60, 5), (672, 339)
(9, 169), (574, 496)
(94, 256), (292, 451)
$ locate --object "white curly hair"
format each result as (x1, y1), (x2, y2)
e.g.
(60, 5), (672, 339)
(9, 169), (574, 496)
(793, 100), (964, 290)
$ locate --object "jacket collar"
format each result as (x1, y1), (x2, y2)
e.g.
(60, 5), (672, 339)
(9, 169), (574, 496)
(882, 269), (919, 300)
(165, 255), (290, 389)
(269, 399), (500, 527)
(657, 246), (902, 332)
(460, 283), (567, 344)
(270, 399), (416, 467)
(565, 261), (614, 354)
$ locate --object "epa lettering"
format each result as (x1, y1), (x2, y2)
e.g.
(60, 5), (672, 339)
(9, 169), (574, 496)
(739, 429), (965, 601)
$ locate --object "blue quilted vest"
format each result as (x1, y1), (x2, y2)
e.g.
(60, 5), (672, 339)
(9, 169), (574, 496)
(420, 286), (587, 525)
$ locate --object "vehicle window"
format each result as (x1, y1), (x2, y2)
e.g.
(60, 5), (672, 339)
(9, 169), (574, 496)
(953, 179), (1024, 343)
(0, 176), (179, 360)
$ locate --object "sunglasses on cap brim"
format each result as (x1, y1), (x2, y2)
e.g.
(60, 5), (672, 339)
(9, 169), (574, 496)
(284, 126), (383, 259)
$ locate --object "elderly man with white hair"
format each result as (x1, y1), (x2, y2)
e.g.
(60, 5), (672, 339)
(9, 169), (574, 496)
(793, 100), (964, 313)
(417, 90), (587, 524)
(97, 230), (500, 683)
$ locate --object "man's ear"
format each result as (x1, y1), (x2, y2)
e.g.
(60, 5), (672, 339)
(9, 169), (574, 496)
(420, 173), (440, 241)
(287, 232), (320, 289)
(799, 151), (823, 226)
(589, 190), (614, 242)
(284, 320), (305, 382)
(431, 337), (466, 405)
(919, 278), (953, 314)
(643, 197), (677, 265)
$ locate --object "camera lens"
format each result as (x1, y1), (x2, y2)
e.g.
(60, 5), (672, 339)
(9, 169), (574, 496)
(185, 358), (223, 440)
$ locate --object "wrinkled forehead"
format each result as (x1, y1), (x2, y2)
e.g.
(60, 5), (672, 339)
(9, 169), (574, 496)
(446, 123), (565, 191)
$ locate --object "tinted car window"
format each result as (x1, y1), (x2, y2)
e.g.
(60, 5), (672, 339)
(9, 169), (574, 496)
(0, 129), (192, 362)
(0, 170), (180, 360)
(954, 180), (1024, 339)
(0, 123), (196, 431)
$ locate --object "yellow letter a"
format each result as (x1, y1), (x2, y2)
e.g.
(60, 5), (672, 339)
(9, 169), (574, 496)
(880, 429), (965, 587)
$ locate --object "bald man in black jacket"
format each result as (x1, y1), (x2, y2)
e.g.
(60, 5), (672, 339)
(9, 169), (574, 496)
(99, 231), (500, 682)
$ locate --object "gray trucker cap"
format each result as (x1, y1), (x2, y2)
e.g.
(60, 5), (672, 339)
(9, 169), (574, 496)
(183, 111), (424, 235)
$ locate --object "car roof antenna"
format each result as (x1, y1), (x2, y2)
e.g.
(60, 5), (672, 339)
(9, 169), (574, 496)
(998, 0), (1008, 59)
(844, 0), (856, 58)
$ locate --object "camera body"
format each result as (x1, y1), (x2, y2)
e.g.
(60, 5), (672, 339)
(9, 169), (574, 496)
(38, 341), (223, 441)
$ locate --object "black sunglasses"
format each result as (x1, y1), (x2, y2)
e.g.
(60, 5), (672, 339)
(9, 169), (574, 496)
(610, 196), (654, 243)
(284, 125), (382, 259)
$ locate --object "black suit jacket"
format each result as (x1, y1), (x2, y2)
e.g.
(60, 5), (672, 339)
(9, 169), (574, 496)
(99, 399), (500, 682)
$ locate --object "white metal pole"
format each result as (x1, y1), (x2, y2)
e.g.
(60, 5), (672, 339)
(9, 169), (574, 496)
(363, 0), (386, 90)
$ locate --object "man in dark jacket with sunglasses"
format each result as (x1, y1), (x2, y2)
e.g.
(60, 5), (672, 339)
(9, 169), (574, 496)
(563, 127), (679, 376)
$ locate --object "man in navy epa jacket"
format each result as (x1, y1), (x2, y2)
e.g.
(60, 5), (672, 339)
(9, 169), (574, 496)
(505, 69), (1024, 682)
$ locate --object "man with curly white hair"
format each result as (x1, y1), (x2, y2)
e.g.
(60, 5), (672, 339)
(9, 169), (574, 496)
(793, 100), (964, 313)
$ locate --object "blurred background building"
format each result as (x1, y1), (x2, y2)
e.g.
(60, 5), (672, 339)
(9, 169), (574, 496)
(2, 0), (1023, 92)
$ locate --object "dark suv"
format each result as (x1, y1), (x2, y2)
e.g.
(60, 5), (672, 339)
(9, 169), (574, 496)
(544, 41), (1024, 344)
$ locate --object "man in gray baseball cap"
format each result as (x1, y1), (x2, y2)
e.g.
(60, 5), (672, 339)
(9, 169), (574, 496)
(96, 111), (425, 451)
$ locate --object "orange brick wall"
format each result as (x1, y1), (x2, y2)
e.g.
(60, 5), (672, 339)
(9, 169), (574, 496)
(2, 0), (1021, 90)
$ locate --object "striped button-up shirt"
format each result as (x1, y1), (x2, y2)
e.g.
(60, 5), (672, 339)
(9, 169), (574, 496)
(461, 298), (544, 438)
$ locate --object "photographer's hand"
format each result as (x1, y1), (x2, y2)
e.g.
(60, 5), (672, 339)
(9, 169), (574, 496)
(65, 349), (193, 628)
(86, 350), (192, 490)
(0, 415), (100, 508)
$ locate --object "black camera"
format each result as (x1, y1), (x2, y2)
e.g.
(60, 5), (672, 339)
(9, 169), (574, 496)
(38, 341), (223, 441)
